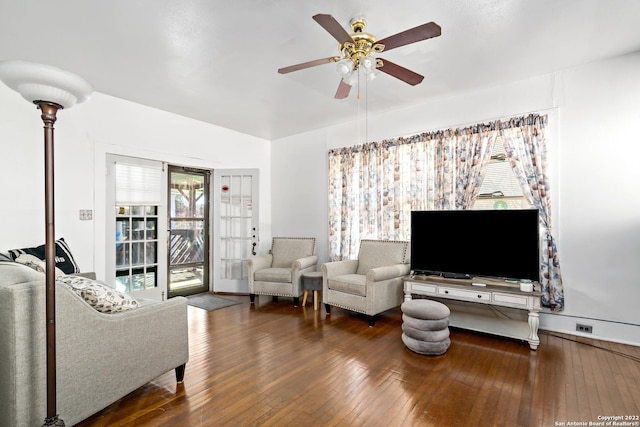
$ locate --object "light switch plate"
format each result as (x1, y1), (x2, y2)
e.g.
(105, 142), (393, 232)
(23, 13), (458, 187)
(79, 209), (93, 220)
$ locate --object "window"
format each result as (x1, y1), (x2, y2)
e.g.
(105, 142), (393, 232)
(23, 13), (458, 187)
(472, 136), (529, 210)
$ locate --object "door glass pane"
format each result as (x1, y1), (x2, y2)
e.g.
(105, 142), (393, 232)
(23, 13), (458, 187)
(115, 205), (158, 293)
(220, 174), (252, 280)
(170, 221), (204, 264)
(168, 167), (209, 297)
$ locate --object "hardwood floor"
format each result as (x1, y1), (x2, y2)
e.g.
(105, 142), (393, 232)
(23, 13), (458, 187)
(76, 295), (640, 427)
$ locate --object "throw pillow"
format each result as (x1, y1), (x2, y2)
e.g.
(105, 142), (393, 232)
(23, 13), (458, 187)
(57, 275), (139, 313)
(8, 238), (80, 274)
(15, 253), (66, 277)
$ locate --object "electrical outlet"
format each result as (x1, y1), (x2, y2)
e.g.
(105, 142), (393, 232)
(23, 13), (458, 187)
(576, 323), (592, 333)
(79, 209), (93, 221)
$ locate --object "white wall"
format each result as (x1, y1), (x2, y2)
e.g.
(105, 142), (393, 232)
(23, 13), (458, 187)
(271, 53), (640, 346)
(0, 87), (271, 282)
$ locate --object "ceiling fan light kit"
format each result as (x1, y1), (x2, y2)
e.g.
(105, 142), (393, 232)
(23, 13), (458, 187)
(278, 13), (441, 99)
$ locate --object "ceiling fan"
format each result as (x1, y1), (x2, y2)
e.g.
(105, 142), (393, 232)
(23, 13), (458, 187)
(278, 14), (441, 99)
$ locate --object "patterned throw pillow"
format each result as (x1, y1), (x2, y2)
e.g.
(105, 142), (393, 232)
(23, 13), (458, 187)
(57, 275), (139, 313)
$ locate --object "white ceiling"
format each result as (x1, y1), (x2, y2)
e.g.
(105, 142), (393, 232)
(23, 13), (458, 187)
(2, 0), (639, 140)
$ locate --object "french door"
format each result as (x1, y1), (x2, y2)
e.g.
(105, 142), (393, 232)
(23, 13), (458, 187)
(167, 166), (210, 297)
(213, 169), (259, 293)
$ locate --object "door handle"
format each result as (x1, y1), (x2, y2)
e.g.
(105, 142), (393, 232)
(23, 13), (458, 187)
(251, 226), (258, 255)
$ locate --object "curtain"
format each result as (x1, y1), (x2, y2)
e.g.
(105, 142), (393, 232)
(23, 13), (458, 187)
(501, 114), (564, 310)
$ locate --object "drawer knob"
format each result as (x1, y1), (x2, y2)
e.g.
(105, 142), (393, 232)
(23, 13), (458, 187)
(477, 294), (482, 298)
(444, 290), (449, 294)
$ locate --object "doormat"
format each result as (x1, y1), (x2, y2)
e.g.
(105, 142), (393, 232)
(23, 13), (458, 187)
(187, 293), (242, 312)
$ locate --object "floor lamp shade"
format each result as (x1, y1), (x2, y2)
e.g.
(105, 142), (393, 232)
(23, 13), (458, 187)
(0, 60), (93, 427)
(0, 60), (93, 108)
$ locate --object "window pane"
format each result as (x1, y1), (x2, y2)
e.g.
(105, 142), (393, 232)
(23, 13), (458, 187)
(131, 242), (145, 266)
(116, 242), (129, 267)
(115, 271), (130, 293)
(146, 218), (157, 240)
(131, 268), (146, 291)
(480, 161), (525, 198)
(132, 219), (145, 240)
(146, 241), (157, 264)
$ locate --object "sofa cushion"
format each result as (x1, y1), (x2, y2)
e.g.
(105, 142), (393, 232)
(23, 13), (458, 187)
(356, 240), (408, 275)
(271, 238), (315, 268)
(57, 275), (139, 313)
(254, 267), (292, 283)
(328, 274), (367, 297)
(8, 238), (80, 274)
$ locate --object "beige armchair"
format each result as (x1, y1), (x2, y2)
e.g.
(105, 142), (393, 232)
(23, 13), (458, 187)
(322, 239), (410, 326)
(247, 237), (317, 306)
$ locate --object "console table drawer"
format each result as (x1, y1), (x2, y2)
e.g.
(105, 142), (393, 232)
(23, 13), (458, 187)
(407, 282), (437, 295)
(493, 293), (530, 308)
(438, 287), (491, 302)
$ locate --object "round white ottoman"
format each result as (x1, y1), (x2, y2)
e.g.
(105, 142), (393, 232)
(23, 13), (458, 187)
(401, 299), (451, 356)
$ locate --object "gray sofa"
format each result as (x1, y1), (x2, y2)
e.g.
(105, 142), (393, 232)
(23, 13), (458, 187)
(0, 261), (189, 426)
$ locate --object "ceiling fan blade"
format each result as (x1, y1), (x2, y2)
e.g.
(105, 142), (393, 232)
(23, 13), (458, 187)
(377, 22), (441, 52)
(334, 80), (352, 99)
(313, 14), (353, 45)
(278, 57), (337, 74)
(378, 59), (424, 86)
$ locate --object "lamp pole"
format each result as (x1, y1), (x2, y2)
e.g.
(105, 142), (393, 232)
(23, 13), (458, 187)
(39, 101), (65, 427)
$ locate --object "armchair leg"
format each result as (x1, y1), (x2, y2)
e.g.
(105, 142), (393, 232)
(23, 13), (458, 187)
(175, 364), (186, 383)
(325, 304), (331, 314)
(250, 294), (255, 304)
(293, 297), (299, 307)
(368, 316), (376, 327)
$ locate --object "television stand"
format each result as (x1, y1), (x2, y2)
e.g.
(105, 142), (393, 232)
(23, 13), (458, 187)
(403, 276), (542, 350)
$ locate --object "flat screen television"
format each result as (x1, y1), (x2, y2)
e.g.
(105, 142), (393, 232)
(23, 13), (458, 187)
(410, 209), (540, 282)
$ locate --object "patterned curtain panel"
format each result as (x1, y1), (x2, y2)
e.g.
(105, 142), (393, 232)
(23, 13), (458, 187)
(501, 114), (564, 310)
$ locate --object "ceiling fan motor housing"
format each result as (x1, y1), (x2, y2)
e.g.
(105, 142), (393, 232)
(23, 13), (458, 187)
(340, 18), (384, 69)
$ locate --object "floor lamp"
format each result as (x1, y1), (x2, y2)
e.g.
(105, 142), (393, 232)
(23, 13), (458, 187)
(0, 60), (93, 427)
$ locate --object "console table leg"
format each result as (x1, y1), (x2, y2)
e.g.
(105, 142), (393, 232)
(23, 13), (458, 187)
(528, 311), (540, 350)
(404, 291), (412, 302)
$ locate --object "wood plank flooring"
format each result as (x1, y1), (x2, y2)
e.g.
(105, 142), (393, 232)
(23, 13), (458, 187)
(75, 294), (640, 427)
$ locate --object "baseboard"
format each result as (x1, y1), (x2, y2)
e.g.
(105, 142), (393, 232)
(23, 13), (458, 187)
(539, 312), (640, 347)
